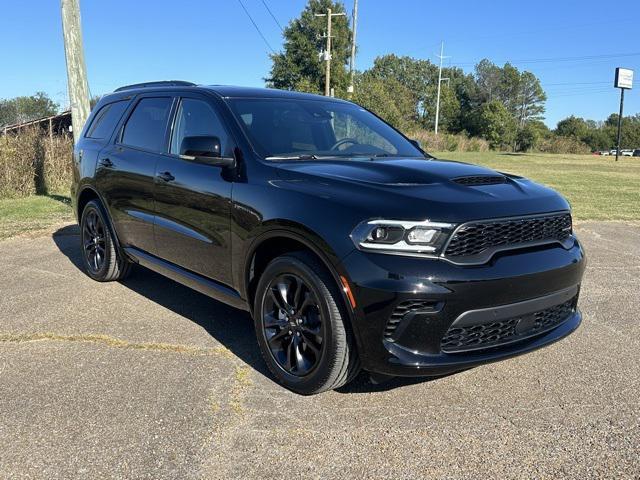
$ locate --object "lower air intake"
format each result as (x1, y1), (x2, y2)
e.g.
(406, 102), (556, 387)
(441, 295), (577, 353)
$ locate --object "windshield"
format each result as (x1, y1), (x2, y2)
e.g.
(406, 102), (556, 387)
(227, 97), (424, 160)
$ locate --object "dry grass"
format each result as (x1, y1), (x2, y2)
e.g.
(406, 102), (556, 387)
(0, 128), (41, 197)
(410, 130), (490, 152)
(0, 128), (73, 198)
(0, 331), (233, 357)
(44, 135), (74, 195)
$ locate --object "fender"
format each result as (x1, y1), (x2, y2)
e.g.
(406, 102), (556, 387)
(241, 224), (365, 355)
(76, 185), (125, 255)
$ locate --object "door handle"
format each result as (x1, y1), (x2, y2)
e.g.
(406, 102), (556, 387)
(98, 158), (113, 168)
(156, 171), (175, 182)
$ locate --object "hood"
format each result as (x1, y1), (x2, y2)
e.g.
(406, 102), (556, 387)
(273, 157), (570, 223)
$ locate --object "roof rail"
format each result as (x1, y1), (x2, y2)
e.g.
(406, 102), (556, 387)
(114, 81), (196, 92)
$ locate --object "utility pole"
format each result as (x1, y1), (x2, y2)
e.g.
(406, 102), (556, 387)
(315, 8), (345, 97)
(434, 41), (450, 135)
(347, 0), (359, 98)
(61, 0), (91, 144)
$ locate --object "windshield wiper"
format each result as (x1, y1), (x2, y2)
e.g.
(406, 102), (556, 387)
(265, 154), (320, 160)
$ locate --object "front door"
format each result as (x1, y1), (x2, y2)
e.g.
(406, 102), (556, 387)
(153, 95), (234, 285)
(96, 96), (174, 254)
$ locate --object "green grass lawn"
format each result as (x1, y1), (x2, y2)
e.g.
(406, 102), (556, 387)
(0, 195), (74, 240)
(434, 152), (640, 221)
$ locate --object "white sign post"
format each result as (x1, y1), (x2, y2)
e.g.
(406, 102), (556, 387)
(614, 68), (633, 161)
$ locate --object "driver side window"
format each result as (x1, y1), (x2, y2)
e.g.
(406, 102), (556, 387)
(170, 98), (230, 156)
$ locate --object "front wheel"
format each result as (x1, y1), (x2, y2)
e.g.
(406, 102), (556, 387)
(253, 251), (360, 394)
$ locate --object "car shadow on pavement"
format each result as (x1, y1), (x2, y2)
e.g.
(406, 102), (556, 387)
(52, 224), (443, 394)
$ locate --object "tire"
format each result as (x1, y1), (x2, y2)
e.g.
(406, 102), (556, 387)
(80, 200), (131, 282)
(253, 251), (360, 394)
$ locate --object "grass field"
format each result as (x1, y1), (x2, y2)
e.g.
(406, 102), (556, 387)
(0, 195), (74, 240)
(434, 152), (640, 221)
(0, 152), (638, 240)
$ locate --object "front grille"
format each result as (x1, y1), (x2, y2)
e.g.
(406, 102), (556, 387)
(453, 175), (507, 186)
(384, 300), (438, 341)
(444, 213), (572, 260)
(441, 295), (577, 353)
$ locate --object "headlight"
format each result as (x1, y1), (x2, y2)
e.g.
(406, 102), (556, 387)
(350, 219), (454, 255)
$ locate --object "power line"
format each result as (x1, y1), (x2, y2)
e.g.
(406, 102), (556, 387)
(451, 51), (640, 68)
(445, 18), (636, 46)
(261, 0), (284, 32)
(237, 0), (275, 54)
(543, 81), (610, 86)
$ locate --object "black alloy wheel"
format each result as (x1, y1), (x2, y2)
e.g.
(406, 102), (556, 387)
(254, 251), (360, 394)
(82, 208), (106, 274)
(80, 200), (131, 282)
(262, 273), (326, 376)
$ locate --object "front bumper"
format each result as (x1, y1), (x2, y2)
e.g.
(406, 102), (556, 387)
(341, 238), (586, 376)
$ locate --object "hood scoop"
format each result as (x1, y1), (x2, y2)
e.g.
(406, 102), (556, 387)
(452, 175), (507, 186)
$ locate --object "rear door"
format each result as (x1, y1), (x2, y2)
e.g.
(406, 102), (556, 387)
(96, 95), (174, 254)
(153, 93), (234, 285)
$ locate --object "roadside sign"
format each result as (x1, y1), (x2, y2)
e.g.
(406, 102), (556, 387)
(613, 68), (634, 161)
(614, 68), (633, 89)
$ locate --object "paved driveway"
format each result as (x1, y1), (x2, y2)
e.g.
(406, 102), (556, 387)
(0, 222), (638, 479)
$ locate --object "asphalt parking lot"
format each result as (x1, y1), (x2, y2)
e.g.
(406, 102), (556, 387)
(0, 221), (638, 479)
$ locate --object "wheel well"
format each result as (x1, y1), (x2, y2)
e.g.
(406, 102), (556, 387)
(77, 188), (99, 218)
(247, 236), (336, 311)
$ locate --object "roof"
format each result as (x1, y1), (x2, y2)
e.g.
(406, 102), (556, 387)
(104, 82), (350, 104)
(2, 110), (71, 133)
(203, 85), (349, 103)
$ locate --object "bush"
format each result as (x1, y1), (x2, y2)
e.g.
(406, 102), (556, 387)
(408, 130), (489, 153)
(0, 128), (73, 198)
(537, 136), (590, 155)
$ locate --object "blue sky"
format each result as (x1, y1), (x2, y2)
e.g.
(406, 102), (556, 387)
(1, 0), (638, 128)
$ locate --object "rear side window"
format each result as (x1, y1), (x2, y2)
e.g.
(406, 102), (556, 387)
(85, 100), (128, 139)
(121, 97), (173, 152)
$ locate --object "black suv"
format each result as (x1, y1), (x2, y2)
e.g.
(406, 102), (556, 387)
(72, 81), (585, 394)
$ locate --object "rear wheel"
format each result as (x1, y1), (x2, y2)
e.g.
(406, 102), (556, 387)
(253, 251), (360, 394)
(80, 200), (131, 282)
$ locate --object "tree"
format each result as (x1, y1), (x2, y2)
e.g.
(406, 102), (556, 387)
(516, 120), (549, 151)
(475, 100), (518, 150)
(364, 54), (477, 132)
(517, 71), (546, 126)
(0, 92), (59, 127)
(554, 113), (640, 151)
(0, 100), (18, 127)
(353, 74), (416, 131)
(474, 60), (546, 125)
(555, 115), (589, 139)
(364, 54), (436, 123)
(267, 0), (351, 96)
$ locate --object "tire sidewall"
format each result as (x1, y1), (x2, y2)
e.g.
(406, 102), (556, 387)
(254, 255), (343, 394)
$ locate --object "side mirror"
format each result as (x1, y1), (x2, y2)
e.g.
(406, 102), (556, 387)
(179, 135), (235, 168)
